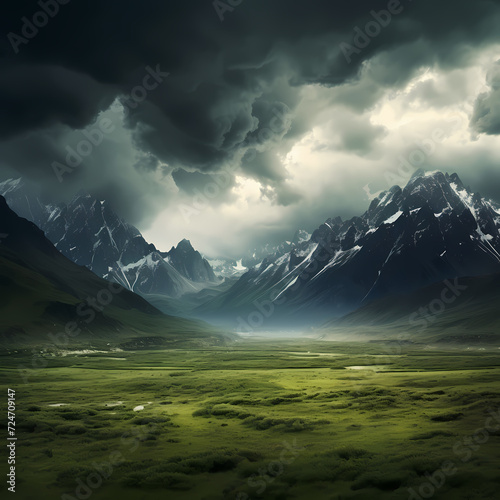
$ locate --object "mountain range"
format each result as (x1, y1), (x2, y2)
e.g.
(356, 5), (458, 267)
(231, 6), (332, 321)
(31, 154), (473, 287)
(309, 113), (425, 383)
(196, 170), (500, 330)
(2, 169), (500, 339)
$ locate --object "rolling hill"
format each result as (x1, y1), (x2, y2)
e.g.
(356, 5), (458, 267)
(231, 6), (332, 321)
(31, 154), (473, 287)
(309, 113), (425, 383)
(322, 273), (500, 344)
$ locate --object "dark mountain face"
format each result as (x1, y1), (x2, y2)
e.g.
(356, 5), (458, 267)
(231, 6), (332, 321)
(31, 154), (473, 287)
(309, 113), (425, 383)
(0, 194), (160, 314)
(327, 272), (500, 345)
(198, 171), (500, 329)
(0, 179), (218, 299)
(0, 194), (156, 340)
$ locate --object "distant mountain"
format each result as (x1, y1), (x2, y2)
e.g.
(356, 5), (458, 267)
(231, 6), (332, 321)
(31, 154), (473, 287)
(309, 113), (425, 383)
(0, 179), (219, 302)
(160, 239), (217, 282)
(240, 229), (312, 268)
(109, 239), (219, 299)
(195, 232), (317, 321)
(0, 195), (225, 347)
(144, 276), (240, 318)
(205, 257), (248, 279)
(198, 170), (500, 329)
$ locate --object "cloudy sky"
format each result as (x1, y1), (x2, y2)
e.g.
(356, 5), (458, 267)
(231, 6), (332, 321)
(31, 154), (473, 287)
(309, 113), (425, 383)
(2, 0), (500, 258)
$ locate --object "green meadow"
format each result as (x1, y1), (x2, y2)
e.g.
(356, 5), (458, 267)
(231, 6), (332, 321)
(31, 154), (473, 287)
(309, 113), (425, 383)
(1, 340), (500, 500)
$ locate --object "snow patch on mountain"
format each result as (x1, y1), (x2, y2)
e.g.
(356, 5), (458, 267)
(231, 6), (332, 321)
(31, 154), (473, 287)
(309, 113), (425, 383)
(383, 211), (403, 225)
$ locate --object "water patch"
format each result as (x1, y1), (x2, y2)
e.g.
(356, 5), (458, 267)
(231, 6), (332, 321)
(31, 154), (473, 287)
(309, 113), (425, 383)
(133, 402), (153, 412)
(60, 350), (108, 357)
(345, 365), (388, 371)
(286, 352), (343, 357)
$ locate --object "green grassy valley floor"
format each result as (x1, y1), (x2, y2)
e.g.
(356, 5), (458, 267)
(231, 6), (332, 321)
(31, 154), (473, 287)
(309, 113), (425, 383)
(1, 340), (500, 499)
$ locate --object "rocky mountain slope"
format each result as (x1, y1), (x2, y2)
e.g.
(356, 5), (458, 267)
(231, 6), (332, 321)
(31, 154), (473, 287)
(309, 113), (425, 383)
(0, 179), (219, 300)
(197, 170), (500, 329)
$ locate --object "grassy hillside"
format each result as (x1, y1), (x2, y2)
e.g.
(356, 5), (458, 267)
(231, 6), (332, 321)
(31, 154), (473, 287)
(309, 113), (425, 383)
(322, 274), (500, 344)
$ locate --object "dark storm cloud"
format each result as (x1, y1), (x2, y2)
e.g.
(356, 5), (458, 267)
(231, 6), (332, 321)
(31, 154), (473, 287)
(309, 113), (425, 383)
(241, 150), (287, 182)
(471, 60), (500, 135)
(261, 182), (304, 208)
(317, 111), (388, 156)
(0, 114), (169, 225)
(172, 168), (237, 205)
(2, 0), (500, 235)
(0, 64), (116, 139)
(467, 165), (500, 203)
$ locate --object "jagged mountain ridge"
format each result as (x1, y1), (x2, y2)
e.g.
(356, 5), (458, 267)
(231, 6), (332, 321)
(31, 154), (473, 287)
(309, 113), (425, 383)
(0, 179), (218, 299)
(240, 229), (312, 268)
(197, 170), (500, 328)
(203, 229), (312, 280)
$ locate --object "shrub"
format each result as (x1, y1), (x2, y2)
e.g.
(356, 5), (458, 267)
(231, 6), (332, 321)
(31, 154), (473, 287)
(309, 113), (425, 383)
(192, 407), (211, 417)
(410, 430), (454, 440)
(352, 472), (404, 491)
(57, 466), (96, 486)
(132, 417), (171, 425)
(55, 425), (87, 435)
(243, 416), (327, 432)
(121, 471), (194, 490)
(336, 447), (371, 460)
(405, 456), (446, 475)
(192, 405), (251, 420)
(430, 412), (463, 422)
(18, 421), (37, 432)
